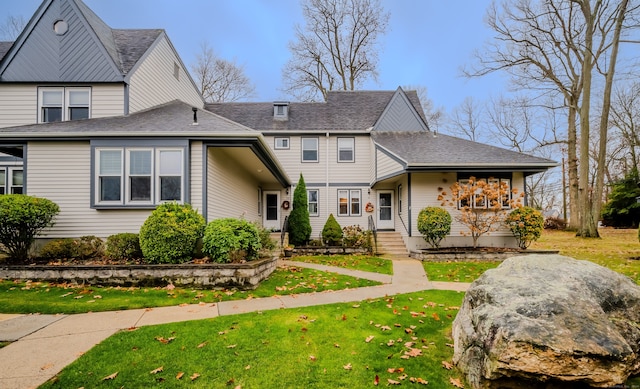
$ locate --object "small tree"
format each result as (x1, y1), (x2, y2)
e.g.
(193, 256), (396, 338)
(506, 207), (544, 249)
(322, 214), (343, 246)
(0, 194), (59, 261)
(601, 169), (640, 228)
(288, 174), (311, 246)
(439, 177), (523, 248)
(417, 207), (451, 248)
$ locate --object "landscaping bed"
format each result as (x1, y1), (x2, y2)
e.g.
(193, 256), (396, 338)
(411, 248), (559, 262)
(0, 256), (278, 289)
(290, 246), (369, 256)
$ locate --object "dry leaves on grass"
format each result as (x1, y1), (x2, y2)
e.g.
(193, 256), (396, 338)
(442, 361), (453, 370)
(102, 372), (118, 380)
(450, 377), (464, 388)
(150, 366), (163, 374)
(154, 336), (175, 344)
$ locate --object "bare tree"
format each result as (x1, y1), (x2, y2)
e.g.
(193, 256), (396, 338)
(465, 0), (638, 236)
(445, 97), (486, 142)
(0, 15), (25, 41)
(191, 42), (256, 103)
(403, 85), (446, 132)
(610, 82), (640, 173)
(282, 0), (390, 101)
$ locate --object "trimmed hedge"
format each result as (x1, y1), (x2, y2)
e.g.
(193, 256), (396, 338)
(202, 218), (262, 263)
(106, 233), (142, 261)
(417, 207), (451, 248)
(506, 206), (544, 249)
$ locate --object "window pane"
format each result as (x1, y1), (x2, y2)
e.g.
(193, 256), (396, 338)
(130, 150), (152, 175)
(338, 191), (348, 215)
(130, 176), (151, 201)
(69, 107), (89, 120)
(338, 138), (354, 161)
(308, 203), (318, 215)
(308, 190), (317, 202)
(339, 149), (353, 161)
(43, 107), (62, 122)
(302, 138), (318, 161)
(100, 150), (122, 174)
(68, 90), (89, 105)
(11, 170), (23, 186)
(266, 194), (278, 221)
(303, 149), (317, 161)
(159, 150), (182, 175)
(350, 190), (360, 215)
(100, 177), (121, 201)
(11, 187), (22, 194)
(0, 188), (4, 195)
(42, 90), (62, 105)
(160, 176), (181, 201)
(0, 169), (5, 186)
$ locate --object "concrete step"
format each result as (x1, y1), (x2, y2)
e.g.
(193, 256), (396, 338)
(374, 231), (408, 255)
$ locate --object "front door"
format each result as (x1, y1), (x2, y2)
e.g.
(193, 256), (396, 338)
(377, 191), (394, 230)
(263, 191), (280, 231)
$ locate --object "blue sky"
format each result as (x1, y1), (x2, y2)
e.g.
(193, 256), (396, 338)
(3, 0), (508, 112)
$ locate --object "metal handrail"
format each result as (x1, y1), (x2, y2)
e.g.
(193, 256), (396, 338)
(280, 215), (289, 247)
(367, 215), (378, 254)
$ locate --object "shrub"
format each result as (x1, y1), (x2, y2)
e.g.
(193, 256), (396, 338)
(253, 222), (276, 257)
(342, 225), (365, 247)
(544, 216), (566, 230)
(506, 206), (544, 249)
(288, 174), (312, 246)
(38, 236), (104, 261)
(106, 233), (142, 260)
(202, 218), (262, 263)
(417, 207), (451, 248)
(0, 194), (60, 261)
(322, 214), (343, 246)
(139, 202), (206, 264)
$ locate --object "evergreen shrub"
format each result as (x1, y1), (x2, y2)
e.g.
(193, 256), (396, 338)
(106, 233), (142, 260)
(322, 214), (343, 246)
(139, 202), (205, 264)
(506, 206), (544, 249)
(417, 207), (451, 248)
(202, 218), (262, 263)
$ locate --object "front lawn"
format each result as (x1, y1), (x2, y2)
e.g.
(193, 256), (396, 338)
(0, 265), (381, 315)
(40, 290), (466, 389)
(288, 254), (393, 275)
(423, 261), (501, 282)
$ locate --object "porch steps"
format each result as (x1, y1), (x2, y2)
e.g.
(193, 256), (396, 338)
(375, 231), (408, 256)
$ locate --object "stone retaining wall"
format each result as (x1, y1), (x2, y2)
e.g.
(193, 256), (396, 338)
(411, 250), (559, 262)
(291, 247), (369, 256)
(0, 257), (278, 289)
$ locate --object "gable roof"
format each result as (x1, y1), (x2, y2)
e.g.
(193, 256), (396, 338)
(371, 131), (557, 173)
(0, 0), (163, 82)
(0, 42), (12, 61)
(206, 88), (427, 133)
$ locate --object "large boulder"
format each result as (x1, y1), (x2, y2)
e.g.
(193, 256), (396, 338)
(453, 254), (640, 389)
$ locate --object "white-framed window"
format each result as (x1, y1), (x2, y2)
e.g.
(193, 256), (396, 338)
(38, 87), (90, 123)
(338, 189), (361, 216)
(457, 177), (512, 209)
(308, 189), (319, 216)
(9, 168), (23, 194)
(301, 137), (319, 162)
(275, 137), (290, 149)
(0, 168), (5, 195)
(337, 137), (355, 162)
(95, 147), (184, 206)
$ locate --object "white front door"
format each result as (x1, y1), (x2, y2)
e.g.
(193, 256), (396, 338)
(377, 190), (394, 230)
(263, 191), (280, 231)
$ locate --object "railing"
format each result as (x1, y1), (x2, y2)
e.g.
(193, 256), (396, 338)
(368, 215), (378, 254)
(280, 216), (289, 247)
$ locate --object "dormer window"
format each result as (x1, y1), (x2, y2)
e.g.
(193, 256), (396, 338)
(273, 102), (289, 120)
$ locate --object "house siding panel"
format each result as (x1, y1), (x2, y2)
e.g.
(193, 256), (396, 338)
(206, 148), (260, 222)
(189, 141), (203, 212)
(27, 141), (151, 238)
(128, 37), (203, 113)
(374, 93), (426, 132)
(91, 84), (125, 118)
(376, 148), (404, 179)
(0, 85), (37, 128)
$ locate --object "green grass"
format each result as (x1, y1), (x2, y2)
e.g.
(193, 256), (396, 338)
(0, 265), (380, 315)
(423, 261), (500, 282)
(288, 254), (393, 275)
(531, 228), (640, 284)
(40, 290), (466, 389)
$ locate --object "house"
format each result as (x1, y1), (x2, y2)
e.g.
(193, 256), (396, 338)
(0, 0), (556, 251)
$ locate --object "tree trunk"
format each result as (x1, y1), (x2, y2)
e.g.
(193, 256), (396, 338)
(567, 100), (580, 230)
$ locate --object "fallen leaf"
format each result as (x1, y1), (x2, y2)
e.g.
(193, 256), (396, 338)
(93, 295), (102, 299)
(190, 373), (200, 381)
(150, 366), (163, 374)
(398, 374), (408, 381)
(343, 363), (352, 370)
(155, 336), (176, 344)
(380, 325), (392, 331)
(227, 344), (237, 348)
(388, 379), (401, 385)
(365, 335), (375, 343)
(60, 292), (73, 298)
(197, 341), (208, 348)
(442, 361), (453, 370)
(410, 377), (429, 385)
(386, 340), (395, 346)
(449, 377), (464, 388)
(387, 367), (404, 373)
(405, 328), (413, 334)
(309, 355), (316, 361)
(432, 313), (441, 321)
(374, 374), (380, 386)
(176, 372), (184, 380)
(352, 304), (360, 308)
(166, 284), (175, 291)
(334, 343), (340, 348)
(245, 365), (251, 370)
(102, 372), (118, 380)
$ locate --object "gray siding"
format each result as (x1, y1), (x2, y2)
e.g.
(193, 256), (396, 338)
(374, 91), (427, 132)
(1, 0), (122, 82)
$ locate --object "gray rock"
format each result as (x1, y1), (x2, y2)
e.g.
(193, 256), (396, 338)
(452, 254), (640, 389)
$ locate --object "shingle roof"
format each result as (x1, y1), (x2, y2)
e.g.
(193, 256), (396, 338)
(371, 131), (557, 171)
(206, 90), (427, 132)
(0, 100), (258, 138)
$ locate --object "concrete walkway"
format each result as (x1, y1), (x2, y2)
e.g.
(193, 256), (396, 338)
(0, 256), (470, 389)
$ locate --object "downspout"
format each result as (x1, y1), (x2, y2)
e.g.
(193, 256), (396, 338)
(326, 132), (330, 220)
(407, 172), (412, 237)
(123, 83), (130, 115)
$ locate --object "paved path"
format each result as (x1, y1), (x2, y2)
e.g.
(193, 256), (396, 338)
(0, 256), (470, 389)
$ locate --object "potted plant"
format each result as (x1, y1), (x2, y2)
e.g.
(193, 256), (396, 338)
(283, 245), (294, 258)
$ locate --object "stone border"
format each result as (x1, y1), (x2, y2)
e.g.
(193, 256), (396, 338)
(0, 257), (278, 289)
(411, 249), (559, 262)
(292, 246), (369, 255)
